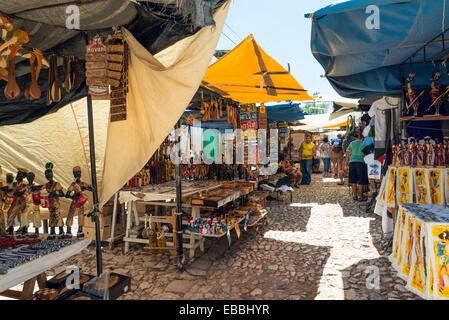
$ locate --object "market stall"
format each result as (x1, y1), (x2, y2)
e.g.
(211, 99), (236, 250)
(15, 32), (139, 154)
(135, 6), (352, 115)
(0, 0), (231, 299)
(390, 203), (449, 300)
(309, 0), (449, 300)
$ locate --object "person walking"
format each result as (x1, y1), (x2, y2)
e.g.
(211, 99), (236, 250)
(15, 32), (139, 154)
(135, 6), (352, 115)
(299, 134), (316, 185)
(346, 129), (369, 201)
(331, 134), (345, 185)
(320, 137), (331, 177)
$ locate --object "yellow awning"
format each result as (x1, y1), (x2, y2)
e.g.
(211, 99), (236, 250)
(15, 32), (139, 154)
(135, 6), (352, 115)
(202, 34), (312, 103)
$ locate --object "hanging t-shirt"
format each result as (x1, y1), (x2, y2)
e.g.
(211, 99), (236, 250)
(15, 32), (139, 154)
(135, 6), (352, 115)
(368, 97), (400, 159)
(347, 139), (365, 163)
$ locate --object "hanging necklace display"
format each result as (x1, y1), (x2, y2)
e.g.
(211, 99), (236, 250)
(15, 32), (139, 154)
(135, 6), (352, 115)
(106, 31), (128, 122)
(85, 34), (109, 100)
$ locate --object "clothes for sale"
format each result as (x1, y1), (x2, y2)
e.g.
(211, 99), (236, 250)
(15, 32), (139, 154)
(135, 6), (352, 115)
(368, 97), (400, 159)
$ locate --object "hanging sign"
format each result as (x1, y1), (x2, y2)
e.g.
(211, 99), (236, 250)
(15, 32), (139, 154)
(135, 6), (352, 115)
(240, 105), (258, 130)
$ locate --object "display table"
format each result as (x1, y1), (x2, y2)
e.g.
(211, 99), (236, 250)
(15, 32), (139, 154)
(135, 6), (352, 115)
(0, 238), (91, 299)
(390, 203), (449, 300)
(119, 181), (232, 258)
(377, 166), (449, 209)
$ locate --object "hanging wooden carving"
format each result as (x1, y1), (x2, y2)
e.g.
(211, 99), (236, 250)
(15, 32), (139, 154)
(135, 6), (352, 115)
(85, 35), (109, 100)
(106, 33), (128, 122)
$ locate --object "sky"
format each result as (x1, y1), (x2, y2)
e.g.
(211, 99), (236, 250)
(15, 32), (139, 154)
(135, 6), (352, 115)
(215, 0), (357, 104)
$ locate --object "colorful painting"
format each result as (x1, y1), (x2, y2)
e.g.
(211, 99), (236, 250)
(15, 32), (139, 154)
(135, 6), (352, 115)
(429, 169), (444, 205)
(429, 224), (449, 299)
(444, 168), (449, 205)
(401, 213), (416, 278)
(397, 209), (407, 269)
(397, 167), (413, 204)
(391, 207), (403, 263)
(409, 219), (425, 295)
(413, 168), (431, 204)
(386, 167), (396, 207)
(377, 171), (387, 202)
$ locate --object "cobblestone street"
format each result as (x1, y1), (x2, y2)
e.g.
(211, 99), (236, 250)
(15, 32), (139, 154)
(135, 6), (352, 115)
(53, 174), (420, 300)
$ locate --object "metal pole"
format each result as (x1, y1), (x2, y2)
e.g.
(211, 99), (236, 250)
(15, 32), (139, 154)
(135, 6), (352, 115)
(87, 94), (103, 276)
(175, 123), (184, 271)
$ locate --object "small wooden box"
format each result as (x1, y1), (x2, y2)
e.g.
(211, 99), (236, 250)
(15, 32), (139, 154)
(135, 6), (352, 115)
(84, 211), (123, 241)
(82, 273), (131, 300)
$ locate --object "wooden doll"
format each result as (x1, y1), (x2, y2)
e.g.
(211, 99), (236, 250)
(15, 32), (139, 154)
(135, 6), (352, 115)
(416, 143), (424, 167)
(65, 166), (92, 238)
(6, 169), (28, 238)
(423, 137), (433, 167)
(18, 172), (43, 239)
(435, 143), (445, 167)
(44, 162), (65, 240)
(444, 137), (449, 166)
(408, 137), (416, 167)
(401, 139), (409, 166)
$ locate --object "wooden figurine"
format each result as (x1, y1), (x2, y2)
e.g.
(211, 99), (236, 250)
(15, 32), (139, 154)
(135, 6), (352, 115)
(0, 173), (15, 235)
(393, 144), (402, 167)
(423, 137), (433, 167)
(44, 162), (65, 240)
(406, 72), (420, 116)
(6, 169), (28, 238)
(408, 137), (417, 167)
(416, 143), (424, 167)
(435, 142), (445, 167)
(18, 172), (43, 238)
(444, 137), (449, 167)
(401, 139), (409, 166)
(65, 166), (93, 238)
(427, 72), (443, 116)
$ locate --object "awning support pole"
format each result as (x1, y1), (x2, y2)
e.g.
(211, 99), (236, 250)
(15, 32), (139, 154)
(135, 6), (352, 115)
(175, 122), (184, 272)
(87, 94), (103, 276)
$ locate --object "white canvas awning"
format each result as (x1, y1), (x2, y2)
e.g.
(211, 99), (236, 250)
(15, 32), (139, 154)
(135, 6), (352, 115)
(0, 2), (230, 210)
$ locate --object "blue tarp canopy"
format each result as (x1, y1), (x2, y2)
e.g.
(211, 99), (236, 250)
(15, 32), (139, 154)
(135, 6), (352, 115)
(310, 0), (449, 98)
(264, 103), (305, 122)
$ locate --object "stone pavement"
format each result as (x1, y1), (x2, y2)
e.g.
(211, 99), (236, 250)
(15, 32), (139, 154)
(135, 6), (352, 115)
(50, 174), (421, 300)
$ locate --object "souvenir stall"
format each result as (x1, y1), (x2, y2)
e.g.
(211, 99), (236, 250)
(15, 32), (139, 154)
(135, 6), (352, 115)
(309, 0), (449, 300)
(0, 0), (231, 299)
(116, 89), (269, 259)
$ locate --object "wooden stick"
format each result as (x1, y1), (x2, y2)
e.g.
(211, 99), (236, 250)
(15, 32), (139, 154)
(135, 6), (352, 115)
(0, 36), (17, 53)
(407, 90), (425, 109)
(427, 87), (449, 110)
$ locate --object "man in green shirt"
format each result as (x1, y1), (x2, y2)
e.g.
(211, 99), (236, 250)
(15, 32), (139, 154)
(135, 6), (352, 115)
(346, 129), (368, 201)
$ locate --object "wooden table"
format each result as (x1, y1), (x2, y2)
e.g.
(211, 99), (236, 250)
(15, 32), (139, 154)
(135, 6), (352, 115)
(0, 238), (91, 300)
(119, 181), (226, 258)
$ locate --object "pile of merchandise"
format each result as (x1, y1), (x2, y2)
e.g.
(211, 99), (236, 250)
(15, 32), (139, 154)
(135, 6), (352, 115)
(0, 239), (76, 275)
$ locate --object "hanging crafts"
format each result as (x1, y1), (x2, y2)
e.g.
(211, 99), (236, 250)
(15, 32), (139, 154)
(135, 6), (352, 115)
(46, 54), (61, 104)
(85, 34), (109, 100)
(106, 32), (128, 122)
